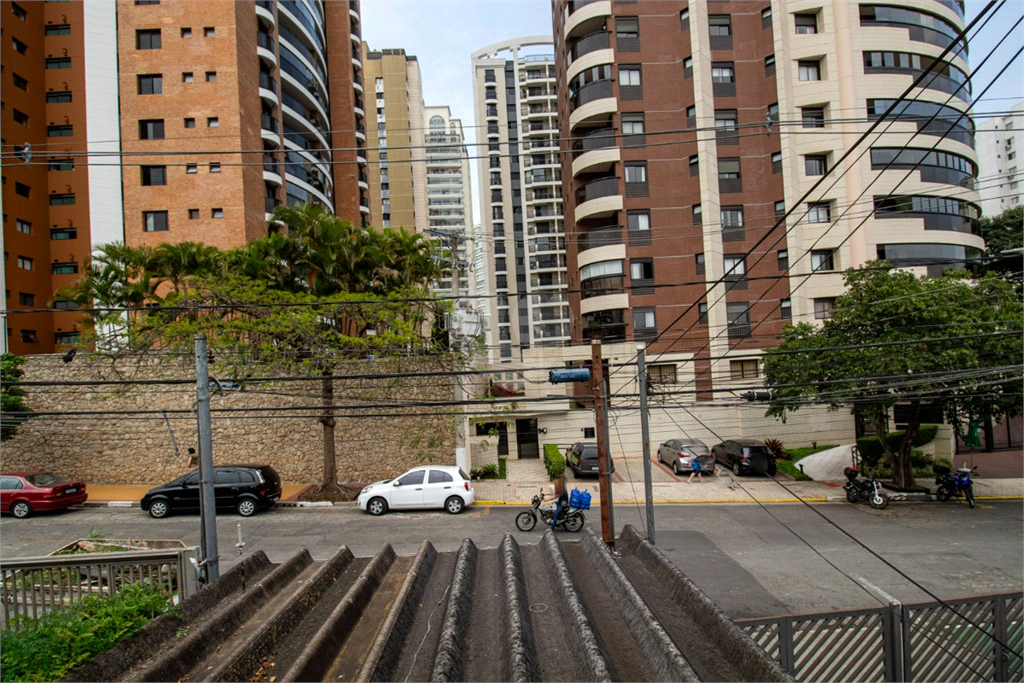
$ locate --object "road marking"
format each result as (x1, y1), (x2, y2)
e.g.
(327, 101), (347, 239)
(856, 576), (901, 606)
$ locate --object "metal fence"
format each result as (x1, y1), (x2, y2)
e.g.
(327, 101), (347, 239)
(738, 592), (1023, 682)
(1, 548), (197, 630)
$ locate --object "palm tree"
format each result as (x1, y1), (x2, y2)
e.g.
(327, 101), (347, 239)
(150, 242), (221, 293)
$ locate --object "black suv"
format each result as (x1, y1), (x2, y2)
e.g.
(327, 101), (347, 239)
(141, 465), (282, 518)
(565, 442), (615, 477)
(711, 439), (777, 477)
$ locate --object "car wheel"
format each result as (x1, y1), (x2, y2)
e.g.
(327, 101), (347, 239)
(445, 496), (464, 515)
(148, 499), (170, 519)
(237, 499), (257, 517)
(673, 461), (680, 476)
(367, 497), (388, 516)
(733, 461), (743, 477)
(11, 501), (31, 519)
(767, 462), (777, 477)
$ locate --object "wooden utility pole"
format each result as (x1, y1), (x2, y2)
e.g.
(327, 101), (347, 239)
(591, 340), (614, 546)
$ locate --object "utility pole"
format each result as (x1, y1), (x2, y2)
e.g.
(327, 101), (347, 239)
(637, 345), (655, 544)
(591, 340), (614, 546)
(194, 334), (219, 584)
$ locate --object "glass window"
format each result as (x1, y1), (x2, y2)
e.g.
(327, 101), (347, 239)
(630, 259), (653, 280)
(808, 202), (831, 223)
(207, 117), (219, 127)
(616, 17), (639, 37)
(802, 106), (825, 128)
(811, 249), (835, 271)
(689, 154), (699, 175)
(144, 211), (169, 232)
(428, 470), (453, 484)
(709, 14), (732, 36)
(695, 253), (705, 274)
(206, 71), (217, 82)
(634, 308), (656, 329)
(138, 74), (163, 94)
(781, 298), (792, 319)
(619, 67), (641, 86)
(183, 72), (194, 83)
(204, 26), (215, 37)
(698, 303), (708, 323)
(798, 60), (821, 81)
(46, 57), (72, 69)
(765, 55), (776, 76)
(625, 163), (647, 183)
(724, 255), (746, 276)
(136, 29), (161, 49)
(805, 155), (828, 176)
(628, 211), (651, 231)
(777, 249), (789, 269)
(814, 298), (835, 319)
(46, 91), (72, 103)
(730, 359), (759, 379)
(692, 204), (702, 225)
(212, 208), (224, 218)
(712, 63), (735, 83)
(141, 166), (167, 185)
(721, 206), (744, 226)
(795, 13), (818, 34)
(719, 158), (741, 179)
(139, 119), (165, 139)
(398, 470), (425, 486)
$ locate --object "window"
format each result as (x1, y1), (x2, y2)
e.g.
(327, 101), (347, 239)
(17, 256), (33, 270)
(49, 193), (75, 205)
(765, 55), (776, 76)
(618, 66), (642, 99)
(795, 13), (818, 34)
(139, 119), (165, 139)
(811, 249), (835, 271)
(47, 91), (73, 103)
(767, 103), (779, 123)
(709, 14), (732, 35)
(762, 7), (773, 28)
(649, 364), (677, 383)
(206, 71), (217, 82)
(683, 57), (693, 78)
(144, 211), (168, 232)
(727, 302), (751, 338)
(13, 110), (29, 125)
(802, 106), (825, 128)
(628, 210), (651, 232)
(48, 125), (74, 137)
(207, 117), (219, 127)
(622, 113), (645, 147)
(141, 165), (167, 185)
(16, 220), (31, 234)
(212, 208), (223, 218)
(712, 63), (735, 83)
(798, 60), (821, 81)
(695, 253), (705, 275)
(11, 2), (27, 20)
(689, 154), (700, 176)
(630, 259), (653, 280)
(135, 0), (160, 4)
(138, 74), (163, 94)
(55, 331), (80, 345)
(18, 293), (35, 306)
(52, 262), (78, 275)
(51, 227), (78, 240)
(187, 208), (199, 219)
(808, 202), (831, 223)
(184, 117), (196, 128)
(21, 330), (38, 344)
(680, 8), (690, 30)
(692, 204), (702, 225)
(46, 57), (72, 69)
(428, 470), (454, 484)
(805, 155), (828, 176)
(814, 298), (835, 319)
(777, 249), (789, 270)
(14, 183), (31, 198)
(616, 16), (640, 50)
(719, 158), (741, 178)
(730, 359), (759, 379)
(698, 303), (708, 324)
(724, 255), (746, 278)
(781, 298), (792, 319)
(12, 37), (28, 55)
(397, 470), (425, 486)
(186, 163), (197, 174)
(209, 163), (221, 173)
(54, 300), (79, 311)
(183, 72), (194, 83)
(624, 163), (647, 183)
(181, 27), (192, 37)
(633, 308), (657, 339)
(204, 27), (215, 37)
(715, 109), (739, 143)
(721, 206), (744, 226)
(137, 29), (162, 49)
(771, 151), (783, 174)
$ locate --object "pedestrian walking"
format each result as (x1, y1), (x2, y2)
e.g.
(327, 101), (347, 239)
(687, 458), (704, 484)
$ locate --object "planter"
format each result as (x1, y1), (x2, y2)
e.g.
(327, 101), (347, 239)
(51, 539), (188, 556)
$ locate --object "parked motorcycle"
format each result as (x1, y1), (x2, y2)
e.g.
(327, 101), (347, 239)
(934, 464), (976, 508)
(843, 467), (890, 510)
(515, 487), (588, 532)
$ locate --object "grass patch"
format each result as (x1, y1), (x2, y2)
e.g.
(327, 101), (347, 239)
(1, 583), (173, 682)
(776, 444), (839, 481)
(498, 457), (506, 480)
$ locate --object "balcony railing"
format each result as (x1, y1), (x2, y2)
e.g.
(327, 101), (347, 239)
(259, 71), (277, 93)
(572, 127), (616, 157)
(258, 31), (275, 52)
(570, 0), (603, 13)
(266, 196), (281, 212)
(575, 176), (619, 204)
(569, 31), (610, 63)
(257, 0), (274, 12)
(578, 225), (622, 252)
(570, 79), (613, 111)
(261, 113), (280, 134)
(263, 153), (281, 174)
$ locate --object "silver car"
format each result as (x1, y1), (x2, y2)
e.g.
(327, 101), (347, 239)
(657, 438), (715, 476)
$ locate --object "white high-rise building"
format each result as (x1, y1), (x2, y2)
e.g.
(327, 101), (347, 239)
(472, 37), (570, 364)
(976, 101), (1024, 217)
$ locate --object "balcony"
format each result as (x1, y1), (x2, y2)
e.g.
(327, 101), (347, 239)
(570, 79), (613, 111)
(575, 176), (618, 204)
(565, 0), (611, 41)
(256, 0), (275, 27)
(265, 195), (281, 213)
(261, 112), (280, 134)
(575, 176), (622, 221)
(569, 31), (610, 64)
(578, 225), (622, 253)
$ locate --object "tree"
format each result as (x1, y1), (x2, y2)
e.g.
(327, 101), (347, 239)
(1, 353), (32, 441)
(977, 206), (1023, 288)
(763, 264), (1023, 487)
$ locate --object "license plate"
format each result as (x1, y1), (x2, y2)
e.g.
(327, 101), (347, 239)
(590, 467), (598, 471)
(65, 487), (77, 493)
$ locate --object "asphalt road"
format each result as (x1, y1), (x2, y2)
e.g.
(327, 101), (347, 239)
(2, 500), (1021, 619)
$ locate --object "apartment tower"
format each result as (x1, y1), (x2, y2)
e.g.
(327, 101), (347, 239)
(472, 37), (570, 364)
(553, 0), (981, 392)
(361, 45), (426, 231)
(2, 0), (365, 353)
(975, 100), (1023, 216)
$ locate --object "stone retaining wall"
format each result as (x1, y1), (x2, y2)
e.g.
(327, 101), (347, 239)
(1, 354), (456, 485)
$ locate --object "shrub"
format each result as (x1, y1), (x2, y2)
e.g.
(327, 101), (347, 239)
(543, 443), (566, 479)
(1, 583), (172, 682)
(857, 425), (940, 467)
(469, 463), (499, 480)
(763, 438), (789, 460)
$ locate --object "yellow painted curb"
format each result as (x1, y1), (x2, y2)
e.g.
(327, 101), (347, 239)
(976, 496), (1023, 500)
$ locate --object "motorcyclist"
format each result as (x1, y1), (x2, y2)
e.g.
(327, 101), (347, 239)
(545, 475), (569, 531)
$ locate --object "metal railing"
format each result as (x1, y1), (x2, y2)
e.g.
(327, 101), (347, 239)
(576, 175), (619, 204)
(1, 548), (197, 630)
(569, 31), (610, 63)
(570, 79), (613, 111)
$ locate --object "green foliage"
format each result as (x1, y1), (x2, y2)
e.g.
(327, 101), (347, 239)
(0, 583), (172, 682)
(775, 444), (837, 480)
(857, 425), (939, 468)
(977, 206), (1023, 287)
(1, 353), (32, 441)
(470, 463), (500, 480)
(762, 438), (787, 460)
(763, 264), (1022, 487)
(864, 451), (934, 480)
(784, 445), (840, 460)
(498, 457), (506, 480)
(543, 444), (566, 479)
(775, 461), (812, 481)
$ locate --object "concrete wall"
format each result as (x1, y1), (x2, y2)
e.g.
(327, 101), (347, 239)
(1, 354), (456, 485)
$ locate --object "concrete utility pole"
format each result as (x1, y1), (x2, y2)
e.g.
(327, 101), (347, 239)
(591, 340), (614, 546)
(637, 345), (655, 544)
(194, 334), (219, 584)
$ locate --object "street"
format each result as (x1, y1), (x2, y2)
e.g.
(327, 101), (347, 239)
(2, 500), (1021, 619)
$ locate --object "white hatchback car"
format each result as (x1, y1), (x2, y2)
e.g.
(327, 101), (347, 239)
(357, 465), (475, 516)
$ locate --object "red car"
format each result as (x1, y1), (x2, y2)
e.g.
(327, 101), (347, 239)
(0, 472), (88, 518)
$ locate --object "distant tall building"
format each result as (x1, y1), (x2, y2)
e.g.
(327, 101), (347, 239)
(976, 100), (1024, 217)
(423, 106), (475, 299)
(472, 37), (570, 364)
(2, 0), (366, 354)
(361, 45), (426, 232)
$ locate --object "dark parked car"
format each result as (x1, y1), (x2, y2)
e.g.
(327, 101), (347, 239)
(141, 465), (282, 518)
(711, 439), (777, 476)
(565, 442), (615, 477)
(657, 438), (715, 475)
(0, 472), (88, 518)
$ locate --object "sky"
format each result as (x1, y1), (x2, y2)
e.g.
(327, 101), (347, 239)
(359, 0), (1024, 225)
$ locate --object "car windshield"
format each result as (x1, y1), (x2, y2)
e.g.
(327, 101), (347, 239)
(25, 473), (70, 486)
(681, 446), (710, 456)
(743, 446), (772, 457)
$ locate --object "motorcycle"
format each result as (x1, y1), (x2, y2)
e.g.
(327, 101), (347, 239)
(843, 467), (890, 510)
(515, 487), (587, 532)
(934, 464), (976, 508)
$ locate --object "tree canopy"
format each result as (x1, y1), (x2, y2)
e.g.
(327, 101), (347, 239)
(762, 264), (1023, 487)
(977, 206), (1023, 288)
(1, 353), (32, 442)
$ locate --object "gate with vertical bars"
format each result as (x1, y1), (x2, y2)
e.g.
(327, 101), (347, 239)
(738, 592), (1023, 682)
